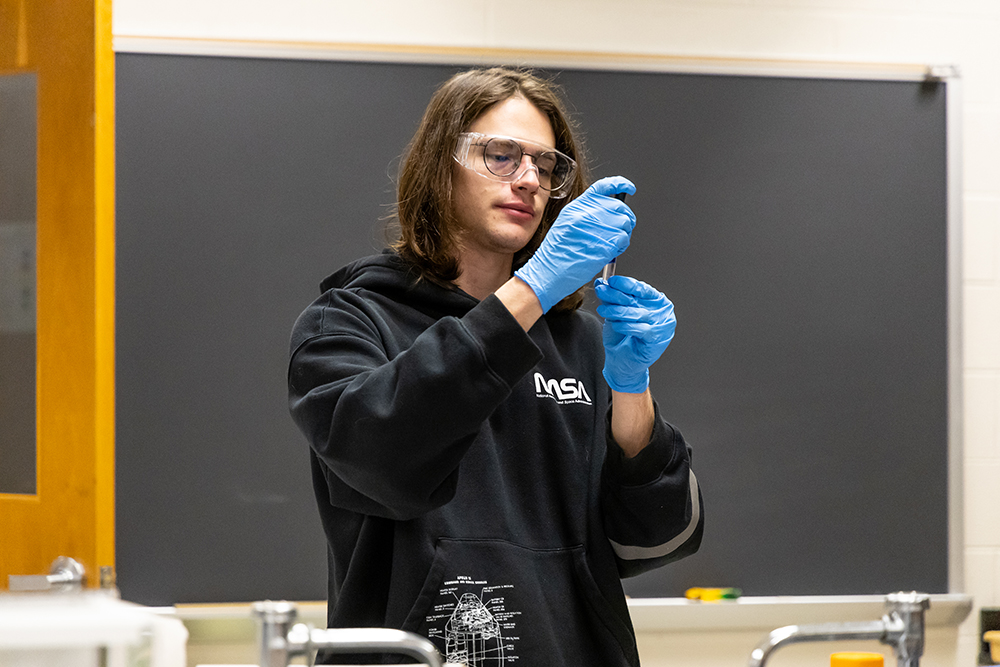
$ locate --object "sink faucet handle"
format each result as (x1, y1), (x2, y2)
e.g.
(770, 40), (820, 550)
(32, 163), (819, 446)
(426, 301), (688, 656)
(885, 592), (931, 612)
(884, 591), (930, 667)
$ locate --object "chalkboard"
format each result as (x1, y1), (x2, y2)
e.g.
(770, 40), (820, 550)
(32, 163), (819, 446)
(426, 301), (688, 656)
(115, 53), (951, 606)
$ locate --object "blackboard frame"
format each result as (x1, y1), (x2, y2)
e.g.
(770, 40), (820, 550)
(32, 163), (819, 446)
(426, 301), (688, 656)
(113, 47), (963, 606)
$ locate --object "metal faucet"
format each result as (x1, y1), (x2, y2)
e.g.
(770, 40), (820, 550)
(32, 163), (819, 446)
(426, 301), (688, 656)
(7, 556), (87, 593)
(748, 592), (930, 667)
(252, 600), (444, 667)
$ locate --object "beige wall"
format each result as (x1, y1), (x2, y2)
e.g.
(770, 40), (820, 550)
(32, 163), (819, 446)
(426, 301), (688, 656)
(113, 2), (1000, 666)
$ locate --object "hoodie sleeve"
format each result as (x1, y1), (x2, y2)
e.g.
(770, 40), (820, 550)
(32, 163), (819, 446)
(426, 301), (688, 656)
(600, 402), (704, 577)
(288, 290), (543, 521)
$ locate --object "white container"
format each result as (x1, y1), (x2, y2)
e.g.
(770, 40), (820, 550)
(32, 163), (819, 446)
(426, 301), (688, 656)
(0, 591), (187, 667)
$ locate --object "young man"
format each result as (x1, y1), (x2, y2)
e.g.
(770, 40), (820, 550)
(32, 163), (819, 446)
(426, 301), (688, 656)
(288, 67), (703, 666)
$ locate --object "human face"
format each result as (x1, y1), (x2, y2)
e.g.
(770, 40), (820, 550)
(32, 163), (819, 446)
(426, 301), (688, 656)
(452, 96), (555, 270)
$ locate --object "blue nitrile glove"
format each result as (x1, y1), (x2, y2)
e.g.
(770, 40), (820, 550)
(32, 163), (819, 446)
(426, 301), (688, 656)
(515, 176), (636, 313)
(595, 274), (676, 393)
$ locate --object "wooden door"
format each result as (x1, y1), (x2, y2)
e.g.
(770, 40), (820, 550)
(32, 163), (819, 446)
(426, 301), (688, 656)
(0, 0), (115, 588)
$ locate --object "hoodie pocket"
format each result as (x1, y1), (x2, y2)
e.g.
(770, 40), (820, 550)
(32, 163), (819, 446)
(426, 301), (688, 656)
(401, 538), (636, 667)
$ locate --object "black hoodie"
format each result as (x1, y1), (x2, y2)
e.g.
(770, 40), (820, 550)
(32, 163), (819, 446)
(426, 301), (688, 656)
(288, 251), (703, 666)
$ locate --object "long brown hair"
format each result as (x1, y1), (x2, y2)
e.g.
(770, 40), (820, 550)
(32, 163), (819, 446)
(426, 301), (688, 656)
(389, 67), (590, 312)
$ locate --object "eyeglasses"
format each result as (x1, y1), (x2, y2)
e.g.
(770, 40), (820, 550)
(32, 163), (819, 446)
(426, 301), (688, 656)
(453, 132), (577, 199)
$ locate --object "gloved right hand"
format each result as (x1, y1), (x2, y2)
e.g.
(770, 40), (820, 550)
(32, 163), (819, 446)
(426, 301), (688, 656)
(515, 176), (636, 313)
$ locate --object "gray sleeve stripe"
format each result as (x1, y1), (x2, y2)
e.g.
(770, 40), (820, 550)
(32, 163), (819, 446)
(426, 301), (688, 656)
(609, 469), (701, 561)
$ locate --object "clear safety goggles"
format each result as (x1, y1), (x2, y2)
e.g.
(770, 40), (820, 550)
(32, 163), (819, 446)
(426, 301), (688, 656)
(453, 132), (577, 199)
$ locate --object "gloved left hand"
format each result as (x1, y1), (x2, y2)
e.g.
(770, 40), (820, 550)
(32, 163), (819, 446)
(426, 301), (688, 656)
(594, 275), (676, 393)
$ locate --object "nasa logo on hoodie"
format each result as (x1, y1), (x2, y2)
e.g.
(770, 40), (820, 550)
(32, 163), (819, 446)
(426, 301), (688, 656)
(532, 372), (592, 406)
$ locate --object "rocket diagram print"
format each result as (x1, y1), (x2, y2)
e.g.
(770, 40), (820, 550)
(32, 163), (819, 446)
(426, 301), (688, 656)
(423, 575), (521, 665)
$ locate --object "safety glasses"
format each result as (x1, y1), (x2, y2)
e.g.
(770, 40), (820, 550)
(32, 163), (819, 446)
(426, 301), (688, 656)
(453, 132), (577, 199)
